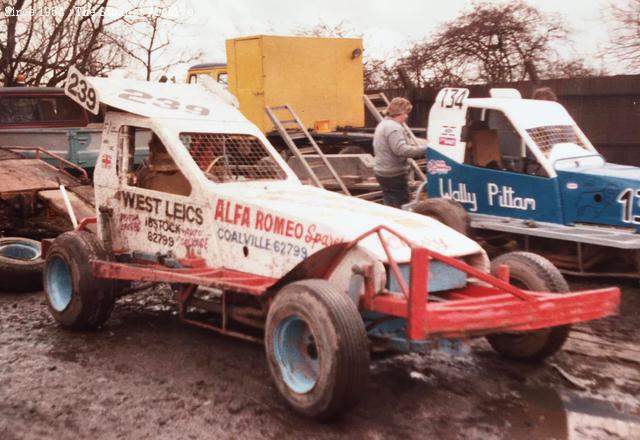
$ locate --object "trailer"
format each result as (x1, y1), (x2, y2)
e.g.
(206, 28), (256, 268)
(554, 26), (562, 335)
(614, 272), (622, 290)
(42, 69), (619, 420)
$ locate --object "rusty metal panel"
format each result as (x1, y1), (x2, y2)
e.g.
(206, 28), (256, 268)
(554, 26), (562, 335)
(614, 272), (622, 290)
(0, 159), (79, 195)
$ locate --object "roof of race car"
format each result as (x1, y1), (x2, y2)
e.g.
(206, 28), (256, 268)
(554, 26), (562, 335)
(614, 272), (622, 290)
(86, 76), (246, 122)
(465, 97), (576, 129)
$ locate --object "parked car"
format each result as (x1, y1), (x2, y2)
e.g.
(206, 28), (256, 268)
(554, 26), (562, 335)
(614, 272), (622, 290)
(0, 86), (104, 168)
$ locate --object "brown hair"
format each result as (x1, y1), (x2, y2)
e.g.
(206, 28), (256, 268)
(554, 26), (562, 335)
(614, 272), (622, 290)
(532, 87), (557, 101)
(385, 97), (413, 117)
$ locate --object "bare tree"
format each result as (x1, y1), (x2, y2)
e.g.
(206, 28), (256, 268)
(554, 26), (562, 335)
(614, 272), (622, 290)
(393, 1), (595, 87)
(295, 20), (358, 38)
(109, 0), (202, 81)
(362, 57), (403, 90)
(0, 0), (126, 86)
(605, 0), (640, 70)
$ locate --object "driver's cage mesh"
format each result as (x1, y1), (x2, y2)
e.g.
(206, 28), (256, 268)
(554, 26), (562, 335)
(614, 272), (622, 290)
(179, 133), (287, 182)
(526, 125), (586, 156)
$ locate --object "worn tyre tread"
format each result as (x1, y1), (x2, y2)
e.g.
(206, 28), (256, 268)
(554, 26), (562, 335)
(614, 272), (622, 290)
(44, 231), (115, 330)
(266, 279), (369, 420)
(413, 198), (471, 236)
(491, 251), (569, 293)
(0, 237), (44, 293)
(297, 279), (369, 419)
(487, 251), (570, 361)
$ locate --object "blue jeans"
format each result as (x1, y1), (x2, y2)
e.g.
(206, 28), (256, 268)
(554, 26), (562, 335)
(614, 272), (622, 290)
(375, 173), (409, 208)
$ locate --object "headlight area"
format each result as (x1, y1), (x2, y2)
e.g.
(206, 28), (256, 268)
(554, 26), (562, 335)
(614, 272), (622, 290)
(387, 260), (467, 295)
(362, 259), (469, 353)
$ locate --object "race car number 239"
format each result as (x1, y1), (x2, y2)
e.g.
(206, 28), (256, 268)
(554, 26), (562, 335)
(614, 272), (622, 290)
(118, 89), (210, 116)
(65, 65), (99, 115)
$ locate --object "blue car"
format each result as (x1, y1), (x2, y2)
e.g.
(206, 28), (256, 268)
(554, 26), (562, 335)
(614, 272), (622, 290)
(418, 87), (640, 276)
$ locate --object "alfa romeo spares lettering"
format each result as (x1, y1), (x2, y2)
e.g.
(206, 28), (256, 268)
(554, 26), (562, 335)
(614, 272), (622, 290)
(213, 198), (342, 248)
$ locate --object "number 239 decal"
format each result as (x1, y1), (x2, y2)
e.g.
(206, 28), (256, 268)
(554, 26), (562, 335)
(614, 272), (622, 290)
(64, 65), (99, 115)
(118, 89), (210, 116)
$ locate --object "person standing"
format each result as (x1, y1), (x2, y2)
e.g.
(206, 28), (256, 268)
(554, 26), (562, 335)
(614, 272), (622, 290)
(532, 86), (557, 101)
(373, 97), (426, 207)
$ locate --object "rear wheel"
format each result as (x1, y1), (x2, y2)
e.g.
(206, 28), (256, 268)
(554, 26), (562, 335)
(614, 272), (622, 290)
(265, 279), (369, 420)
(486, 251), (570, 361)
(0, 237), (44, 293)
(44, 231), (116, 329)
(412, 198), (470, 236)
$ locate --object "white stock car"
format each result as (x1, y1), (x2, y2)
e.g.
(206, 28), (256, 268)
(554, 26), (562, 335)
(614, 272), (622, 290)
(41, 69), (619, 420)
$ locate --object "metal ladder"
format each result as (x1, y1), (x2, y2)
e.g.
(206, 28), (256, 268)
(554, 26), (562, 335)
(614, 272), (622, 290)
(265, 104), (351, 195)
(363, 93), (426, 181)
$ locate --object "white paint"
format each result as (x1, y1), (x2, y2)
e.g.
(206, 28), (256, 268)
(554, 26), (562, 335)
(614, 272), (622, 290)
(87, 75), (489, 293)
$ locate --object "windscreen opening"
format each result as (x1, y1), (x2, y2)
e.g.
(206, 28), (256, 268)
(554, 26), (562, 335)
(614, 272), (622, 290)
(179, 133), (287, 183)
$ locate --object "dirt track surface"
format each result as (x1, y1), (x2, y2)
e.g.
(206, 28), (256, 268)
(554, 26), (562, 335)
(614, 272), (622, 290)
(1, 279), (639, 440)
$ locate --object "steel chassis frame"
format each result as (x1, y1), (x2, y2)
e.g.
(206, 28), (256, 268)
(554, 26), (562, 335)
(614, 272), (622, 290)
(88, 222), (620, 343)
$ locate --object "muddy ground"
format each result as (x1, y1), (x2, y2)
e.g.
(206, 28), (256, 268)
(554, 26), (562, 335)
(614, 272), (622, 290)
(1, 278), (639, 440)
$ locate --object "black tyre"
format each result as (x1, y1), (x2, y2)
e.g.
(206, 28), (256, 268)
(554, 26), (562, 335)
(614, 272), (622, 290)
(486, 251), (570, 361)
(0, 237), (44, 293)
(412, 198), (470, 236)
(43, 231), (116, 329)
(339, 146), (366, 154)
(265, 279), (369, 420)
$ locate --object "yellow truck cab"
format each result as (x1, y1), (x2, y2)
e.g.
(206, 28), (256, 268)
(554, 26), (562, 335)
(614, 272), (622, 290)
(186, 62), (228, 87)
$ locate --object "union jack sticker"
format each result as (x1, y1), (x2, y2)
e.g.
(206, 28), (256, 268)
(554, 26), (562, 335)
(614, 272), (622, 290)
(438, 136), (457, 146)
(427, 159), (452, 175)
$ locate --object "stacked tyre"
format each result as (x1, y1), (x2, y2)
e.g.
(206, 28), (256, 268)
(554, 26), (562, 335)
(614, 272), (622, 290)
(0, 237), (44, 293)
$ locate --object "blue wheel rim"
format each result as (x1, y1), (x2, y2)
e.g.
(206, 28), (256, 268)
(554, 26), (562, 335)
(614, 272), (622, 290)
(46, 255), (72, 311)
(0, 242), (40, 261)
(273, 315), (319, 394)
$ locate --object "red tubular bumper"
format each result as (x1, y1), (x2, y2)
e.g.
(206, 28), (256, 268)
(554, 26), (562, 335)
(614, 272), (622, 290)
(329, 225), (621, 341)
(368, 286), (620, 339)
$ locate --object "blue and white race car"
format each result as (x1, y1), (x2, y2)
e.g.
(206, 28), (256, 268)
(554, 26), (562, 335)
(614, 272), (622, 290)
(419, 87), (640, 276)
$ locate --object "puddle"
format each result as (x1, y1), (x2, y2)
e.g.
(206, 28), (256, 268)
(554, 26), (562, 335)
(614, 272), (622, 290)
(504, 386), (569, 439)
(500, 385), (640, 439)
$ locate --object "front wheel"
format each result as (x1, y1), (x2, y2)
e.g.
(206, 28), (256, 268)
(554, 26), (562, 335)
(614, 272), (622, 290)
(265, 279), (369, 420)
(486, 251), (571, 361)
(43, 231), (116, 329)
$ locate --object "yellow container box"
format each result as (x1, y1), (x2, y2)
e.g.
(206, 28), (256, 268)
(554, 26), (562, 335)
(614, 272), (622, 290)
(223, 35), (364, 133)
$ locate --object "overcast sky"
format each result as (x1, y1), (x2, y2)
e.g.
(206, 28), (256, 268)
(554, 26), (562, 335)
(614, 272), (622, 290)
(136, 0), (620, 79)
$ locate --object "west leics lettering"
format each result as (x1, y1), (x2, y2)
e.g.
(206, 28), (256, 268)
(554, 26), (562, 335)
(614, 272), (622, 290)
(121, 190), (203, 224)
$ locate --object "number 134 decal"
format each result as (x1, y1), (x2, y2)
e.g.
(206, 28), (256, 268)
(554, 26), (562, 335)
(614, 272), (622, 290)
(439, 88), (468, 109)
